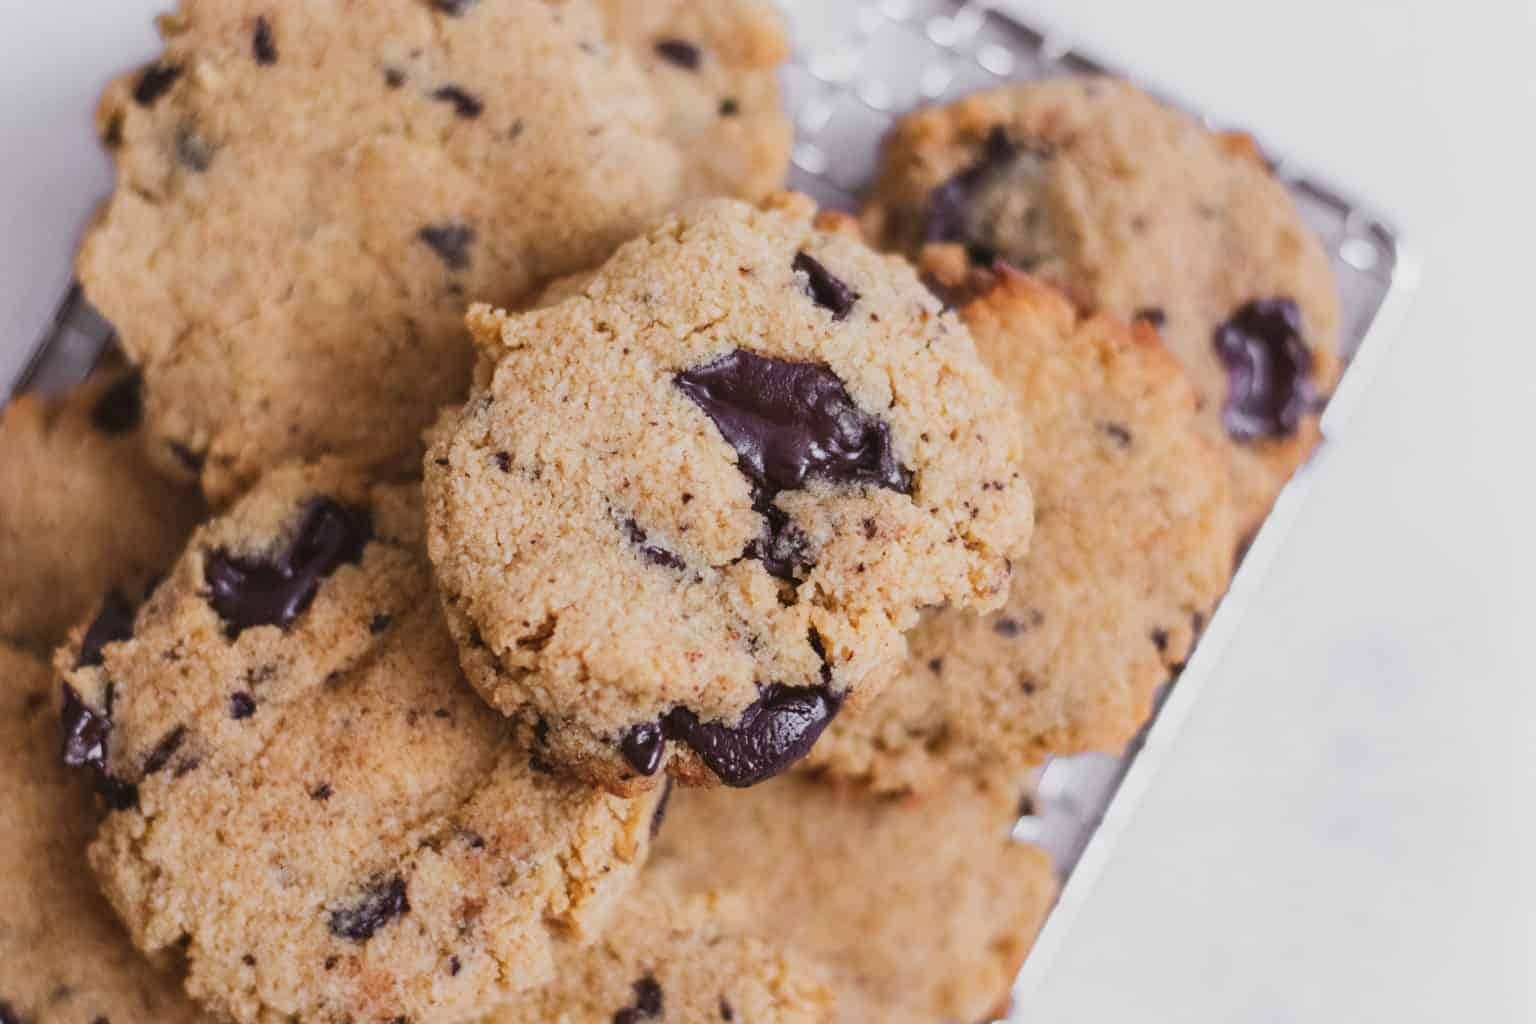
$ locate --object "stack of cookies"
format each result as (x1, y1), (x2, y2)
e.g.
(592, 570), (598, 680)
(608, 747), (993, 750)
(0, 4), (1339, 1022)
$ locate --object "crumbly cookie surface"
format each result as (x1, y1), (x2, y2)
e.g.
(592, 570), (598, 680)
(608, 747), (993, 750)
(652, 775), (1057, 1022)
(0, 644), (208, 1024)
(807, 269), (1235, 793)
(56, 463), (660, 1024)
(425, 194), (1034, 793)
(0, 359), (202, 651)
(862, 75), (1340, 533)
(78, 0), (790, 502)
(487, 872), (838, 1024)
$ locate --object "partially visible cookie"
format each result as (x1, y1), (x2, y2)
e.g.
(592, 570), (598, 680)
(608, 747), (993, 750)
(57, 463), (661, 1024)
(652, 775), (1057, 1022)
(0, 358), (202, 652)
(808, 268), (1235, 793)
(862, 75), (1341, 534)
(79, 0), (790, 502)
(488, 872), (838, 1024)
(425, 193), (1034, 793)
(0, 643), (207, 1024)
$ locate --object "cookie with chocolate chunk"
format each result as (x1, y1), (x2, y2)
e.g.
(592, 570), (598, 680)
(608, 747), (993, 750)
(0, 643), (208, 1024)
(863, 75), (1340, 533)
(807, 268), (1235, 793)
(0, 357), (202, 652)
(424, 194), (1034, 794)
(56, 463), (661, 1024)
(652, 775), (1057, 1022)
(79, 0), (790, 502)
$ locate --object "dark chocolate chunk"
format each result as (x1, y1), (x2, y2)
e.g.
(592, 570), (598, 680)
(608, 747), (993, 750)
(675, 350), (911, 499)
(384, 67), (407, 88)
(252, 16), (278, 65)
(1134, 307), (1167, 328)
(1212, 297), (1316, 441)
(229, 691), (257, 719)
(311, 783), (333, 802)
(622, 519), (686, 571)
(0, 1001), (20, 1024)
(449, 955), (462, 976)
(369, 613), (392, 635)
(205, 497), (372, 638)
(654, 39), (702, 70)
(614, 974), (664, 1023)
(175, 125), (213, 172)
(1099, 421), (1133, 448)
(133, 63), (182, 107)
(743, 505), (813, 582)
(329, 875), (410, 941)
(433, 0), (478, 13)
(91, 371), (143, 435)
(76, 591), (136, 668)
(719, 97), (740, 117)
(620, 722), (665, 777)
(418, 223), (475, 271)
(926, 125), (1017, 247)
(432, 85), (483, 119)
(719, 998), (734, 1021)
(927, 656), (944, 675)
(142, 726), (187, 775)
(61, 684), (110, 771)
(494, 451), (511, 473)
(1151, 628), (1170, 653)
(661, 685), (840, 788)
(169, 441), (205, 473)
(792, 252), (859, 321)
(650, 778), (673, 838)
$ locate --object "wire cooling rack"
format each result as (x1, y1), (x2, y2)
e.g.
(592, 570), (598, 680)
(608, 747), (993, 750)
(772, 0), (1419, 1017)
(9, 3), (1418, 1018)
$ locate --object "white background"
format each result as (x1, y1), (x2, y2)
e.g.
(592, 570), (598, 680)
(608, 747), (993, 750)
(2, 2), (1532, 1020)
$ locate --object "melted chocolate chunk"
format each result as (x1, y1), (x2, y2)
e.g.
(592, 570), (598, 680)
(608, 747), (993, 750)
(418, 223), (475, 271)
(792, 252), (859, 321)
(744, 506), (813, 582)
(432, 85), (483, 119)
(205, 498), (371, 638)
(1213, 297), (1316, 441)
(654, 39), (701, 70)
(650, 779), (674, 838)
(76, 591), (136, 668)
(329, 875), (410, 941)
(91, 371), (143, 435)
(620, 722), (665, 777)
(433, 0), (478, 13)
(661, 685), (840, 788)
(926, 125), (1017, 247)
(229, 692), (257, 719)
(614, 975), (664, 1023)
(133, 63), (182, 107)
(253, 16), (278, 65)
(623, 520), (686, 571)
(676, 350), (911, 499)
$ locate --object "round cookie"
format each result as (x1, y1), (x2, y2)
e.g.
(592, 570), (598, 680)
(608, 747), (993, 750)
(862, 75), (1341, 534)
(489, 874), (839, 1023)
(807, 267), (1236, 794)
(0, 357), (202, 652)
(424, 193), (1034, 793)
(651, 775), (1058, 1022)
(56, 463), (662, 1024)
(0, 644), (207, 1024)
(78, 0), (791, 503)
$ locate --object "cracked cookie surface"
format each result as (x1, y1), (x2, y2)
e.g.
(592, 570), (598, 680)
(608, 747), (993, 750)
(56, 462), (661, 1024)
(424, 194), (1034, 793)
(78, 0), (790, 502)
(0, 643), (208, 1024)
(652, 775), (1057, 1022)
(806, 269), (1236, 793)
(862, 75), (1340, 534)
(0, 357), (202, 652)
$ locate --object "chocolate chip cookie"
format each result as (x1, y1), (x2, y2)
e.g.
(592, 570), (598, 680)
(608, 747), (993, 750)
(807, 267), (1236, 793)
(56, 463), (661, 1024)
(862, 76), (1341, 534)
(424, 194), (1034, 793)
(0, 357), (203, 652)
(78, 0), (791, 502)
(0, 643), (208, 1024)
(492, 873), (838, 1023)
(652, 775), (1057, 1022)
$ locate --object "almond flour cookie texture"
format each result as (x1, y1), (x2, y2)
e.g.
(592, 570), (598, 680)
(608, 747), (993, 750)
(862, 76), (1341, 535)
(424, 194), (1035, 794)
(0, 357), (202, 652)
(0, 644), (208, 1024)
(806, 267), (1236, 794)
(55, 463), (662, 1024)
(78, 0), (791, 503)
(652, 775), (1058, 1022)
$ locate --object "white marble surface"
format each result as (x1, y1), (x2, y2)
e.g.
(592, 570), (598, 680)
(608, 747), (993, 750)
(1, 2), (1531, 1020)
